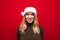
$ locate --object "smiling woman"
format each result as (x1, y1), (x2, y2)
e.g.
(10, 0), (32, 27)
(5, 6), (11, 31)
(17, 7), (43, 40)
(25, 12), (34, 23)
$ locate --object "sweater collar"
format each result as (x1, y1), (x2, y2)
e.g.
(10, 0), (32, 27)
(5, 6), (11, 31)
(26, 21), (34, 27)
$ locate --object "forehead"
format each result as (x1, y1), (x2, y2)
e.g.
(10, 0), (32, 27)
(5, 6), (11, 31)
(25, 12), (34, 14)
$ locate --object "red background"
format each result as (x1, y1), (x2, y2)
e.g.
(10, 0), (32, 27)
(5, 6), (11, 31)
(0, 0), (60, 40)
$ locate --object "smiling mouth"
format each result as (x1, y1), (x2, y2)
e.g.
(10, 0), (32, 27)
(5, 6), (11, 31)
(28, 19), (32, 21)
(28, 18), (32, 20)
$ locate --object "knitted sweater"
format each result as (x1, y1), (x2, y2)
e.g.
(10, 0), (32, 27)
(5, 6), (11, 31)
(17, 22), (43, 40)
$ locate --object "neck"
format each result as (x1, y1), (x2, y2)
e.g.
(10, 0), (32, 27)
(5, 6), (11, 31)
(26, 21), (34, 27)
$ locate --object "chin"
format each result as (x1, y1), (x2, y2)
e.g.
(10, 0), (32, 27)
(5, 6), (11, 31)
(28, 21), (33, 23)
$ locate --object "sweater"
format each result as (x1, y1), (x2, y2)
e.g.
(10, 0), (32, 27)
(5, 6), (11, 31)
(17, 22), (43, 40)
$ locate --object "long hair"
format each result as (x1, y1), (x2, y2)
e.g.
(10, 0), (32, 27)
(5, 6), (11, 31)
(19, 13), (40, 34)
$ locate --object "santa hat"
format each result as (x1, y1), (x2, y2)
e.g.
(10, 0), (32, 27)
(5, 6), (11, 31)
(21, 7), (37, 16)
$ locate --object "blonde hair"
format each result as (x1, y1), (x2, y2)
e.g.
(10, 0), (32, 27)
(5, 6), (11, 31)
(19, 13), (40, 34)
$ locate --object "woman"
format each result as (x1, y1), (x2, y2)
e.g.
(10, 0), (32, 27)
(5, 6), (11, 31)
(17, 7), (43, 40)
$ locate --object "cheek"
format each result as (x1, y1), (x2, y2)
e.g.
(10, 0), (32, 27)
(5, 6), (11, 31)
(25, 16), (28, 19)
(31, 16), (34, 19)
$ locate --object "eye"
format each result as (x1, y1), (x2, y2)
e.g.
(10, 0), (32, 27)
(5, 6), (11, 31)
(31, 13), (34, 16)
(26, 13), (29, 15)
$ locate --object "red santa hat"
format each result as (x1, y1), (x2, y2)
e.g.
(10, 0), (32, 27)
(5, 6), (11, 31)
(21, 7), (37, 16)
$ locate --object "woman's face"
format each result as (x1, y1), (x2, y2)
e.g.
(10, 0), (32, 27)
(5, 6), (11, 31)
(25, 12), (34, 23)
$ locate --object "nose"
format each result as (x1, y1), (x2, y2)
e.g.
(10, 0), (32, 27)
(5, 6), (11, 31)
(28, 15), (32, 18)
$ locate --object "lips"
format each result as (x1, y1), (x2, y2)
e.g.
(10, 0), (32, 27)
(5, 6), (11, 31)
(27, 18), (32, 22)
(28, 18), (32, 20)
(28, 19), (32, 21)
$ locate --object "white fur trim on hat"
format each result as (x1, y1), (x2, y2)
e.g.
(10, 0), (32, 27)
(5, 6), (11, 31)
(21, 7), (37, 16)
(21, 12), (24, 16)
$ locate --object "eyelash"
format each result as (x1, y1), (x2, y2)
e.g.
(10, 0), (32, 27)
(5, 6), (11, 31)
(31, 14), (34, 15)
(26, 14), (29, 15)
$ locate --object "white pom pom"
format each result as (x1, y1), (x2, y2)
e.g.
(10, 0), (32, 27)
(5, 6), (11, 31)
(21, 12), (24, 16)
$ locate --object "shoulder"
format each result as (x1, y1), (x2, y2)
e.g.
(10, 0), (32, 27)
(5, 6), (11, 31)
(38, 25), (43, 33)
(17, 26), (21, 34)
(16, 26), (21, 40)
(38, 25), (43, 31)
(38, 25), (43, 40)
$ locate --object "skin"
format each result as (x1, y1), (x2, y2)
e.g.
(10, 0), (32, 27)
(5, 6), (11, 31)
(25, 12), (34, 23)
(24, 12), (40, 34)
